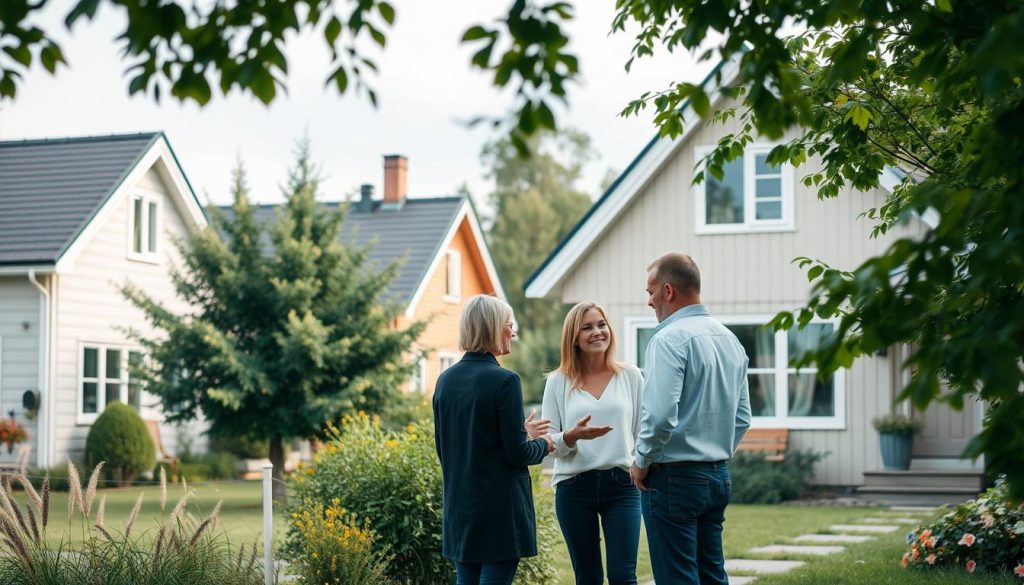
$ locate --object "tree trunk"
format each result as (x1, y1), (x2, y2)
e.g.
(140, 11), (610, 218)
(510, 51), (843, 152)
(269, 436), (288, 506)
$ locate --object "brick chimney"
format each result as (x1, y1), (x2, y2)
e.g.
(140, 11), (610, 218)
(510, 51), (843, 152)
(383, 154), (407, 210)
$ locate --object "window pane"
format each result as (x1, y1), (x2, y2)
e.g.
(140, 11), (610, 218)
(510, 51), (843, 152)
(106, 383), (122, 406)
(106, 349), (122, 379)
(147, 201), (158, 253)
(83, 347), (99, 378)
(128, 351), (143, 409)
(788, 373), (835, 416)
(756, 201), (782, 220)
(726, 325), (775, 368)
(705, 157), (744, 224)
(788, 323), (835, 357)
(755, 153), (780, 175)
(133, 198), (143, 253)
(755, 177), (781, 199)
(83, 382), (98, 414)
(749, 374), (776, 417)
(636, 327), (658, 367)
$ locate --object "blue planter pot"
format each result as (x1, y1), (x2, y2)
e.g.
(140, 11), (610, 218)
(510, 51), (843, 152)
(879, 432), (914, 470)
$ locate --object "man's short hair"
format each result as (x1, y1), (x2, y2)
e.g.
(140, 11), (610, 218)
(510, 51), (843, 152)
(647, 253), (701, 295)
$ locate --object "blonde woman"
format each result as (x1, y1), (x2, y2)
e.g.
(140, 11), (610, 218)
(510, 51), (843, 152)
(537, 301), (644, 585)
(433, 295), (554, 585)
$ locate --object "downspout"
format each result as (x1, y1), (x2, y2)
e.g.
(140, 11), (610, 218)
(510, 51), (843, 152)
(27, 270), (50, 469)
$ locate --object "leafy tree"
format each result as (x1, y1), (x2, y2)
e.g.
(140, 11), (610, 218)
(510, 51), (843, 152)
(123, 140), (423, 501)
(483, 128), (594, 402)
(609, 1), (1024, 496)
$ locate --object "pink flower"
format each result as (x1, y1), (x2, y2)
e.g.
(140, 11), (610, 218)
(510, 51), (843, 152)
(966, 560), (977, 573)
(981, 513), (995, 529)
(1014, 564), (1024, 577)
(920, 529), (933, 541)
(959, 533), (976, 547)
(926, 554), (937, 565)
(925, 537), (937, 549)
(912, 547), (920, 560)
(901, 553), (910, 568)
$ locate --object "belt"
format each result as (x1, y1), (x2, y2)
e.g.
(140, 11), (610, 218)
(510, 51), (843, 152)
(650, 460), (726, 469)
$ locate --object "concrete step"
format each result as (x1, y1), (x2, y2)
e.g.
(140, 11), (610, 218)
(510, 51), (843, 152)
(856, 485), (979, 506)
(861, 469), (986, 490)
(794, 533), (873, 544)
(749, 544), (844, 556)
(725, 559), (805, 574)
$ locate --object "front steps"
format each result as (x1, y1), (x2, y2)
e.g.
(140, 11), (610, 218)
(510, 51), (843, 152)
(856, 469), (986, 505)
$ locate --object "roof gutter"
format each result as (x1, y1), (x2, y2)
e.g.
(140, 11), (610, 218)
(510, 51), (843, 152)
(26, 269), (51, 468)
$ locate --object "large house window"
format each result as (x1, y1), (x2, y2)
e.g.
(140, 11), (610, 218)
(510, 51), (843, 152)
(439, 353), (457, 373)
(444, 250), (461, 302)
(129, 194), (160, 260)
(625, 316), (844, 430)
(695, 145), (794, 234)
(80, 344), (143, 423)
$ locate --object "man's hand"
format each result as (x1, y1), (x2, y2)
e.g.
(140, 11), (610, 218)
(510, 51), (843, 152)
(630, 464), (650, 491)
(525, 409), (551, 440)
(564, 414), (613, 447)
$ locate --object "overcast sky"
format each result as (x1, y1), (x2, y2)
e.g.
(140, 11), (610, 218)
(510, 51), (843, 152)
(0, 1), (711, 209)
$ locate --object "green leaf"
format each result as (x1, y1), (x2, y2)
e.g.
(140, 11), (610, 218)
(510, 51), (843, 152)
(378, 2), (396, 25)
(535, 101), (556, 130)
(936, 0), (952, 12)
(691, 87), (710, 117)
(461, 26), (490, 42)
(128, 72), (148, 95)
(324, 16), (342, 46)
(845, 104), (872, 130)
(328, 66), (348, 93)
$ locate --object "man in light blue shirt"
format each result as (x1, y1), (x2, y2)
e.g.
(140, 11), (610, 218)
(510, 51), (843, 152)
(630, 253), (751, 585)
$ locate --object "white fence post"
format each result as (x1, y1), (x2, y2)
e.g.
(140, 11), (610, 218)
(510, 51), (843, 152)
(263, 463), (274, 585)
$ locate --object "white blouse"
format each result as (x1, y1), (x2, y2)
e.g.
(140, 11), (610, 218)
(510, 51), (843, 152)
(541, 365), (644, 486)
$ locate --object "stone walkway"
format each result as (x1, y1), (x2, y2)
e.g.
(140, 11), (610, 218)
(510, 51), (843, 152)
(640, 505), (937, 584)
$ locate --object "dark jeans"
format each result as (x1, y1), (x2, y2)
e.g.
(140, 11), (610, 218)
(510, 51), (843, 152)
(555, 467), (641, 585)
(641, 461), (731, 585)
(455, 559), (519, 585)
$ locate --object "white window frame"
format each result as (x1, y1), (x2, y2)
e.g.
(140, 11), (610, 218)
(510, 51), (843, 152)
(694, 144), (795, 235)
(438, 352), (458, 373)
(77, 343), (144, 425)
(443, 250), (461, 302)
(127, 191), (162, 263)
(409, 354), (427, 394)
(623, 314), (845, 430)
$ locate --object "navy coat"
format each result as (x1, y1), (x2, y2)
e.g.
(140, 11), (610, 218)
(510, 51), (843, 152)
(432, 352), (548, 563)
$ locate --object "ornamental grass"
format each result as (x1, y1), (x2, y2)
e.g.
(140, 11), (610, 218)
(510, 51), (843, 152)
(0, 462), (263, 585)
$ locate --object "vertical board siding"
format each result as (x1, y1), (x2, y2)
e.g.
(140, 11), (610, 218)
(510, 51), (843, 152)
(553, 96), (927, 486)
(52, 167), (201, 463)
(0, 277), (40, 465)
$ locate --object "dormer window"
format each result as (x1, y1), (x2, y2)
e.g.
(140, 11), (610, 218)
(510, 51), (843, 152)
(695, 145), (795, 234)
(129, 193), (160, 261)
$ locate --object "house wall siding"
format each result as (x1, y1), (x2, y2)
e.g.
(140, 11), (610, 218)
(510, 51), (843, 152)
(403, 218), (494, 395)
(0, 277), (40, 465)
(554, 96), (928, 486)
(51, 166), (204, 464)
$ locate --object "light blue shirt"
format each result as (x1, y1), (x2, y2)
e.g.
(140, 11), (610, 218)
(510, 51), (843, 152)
(634, 304), (752, 469)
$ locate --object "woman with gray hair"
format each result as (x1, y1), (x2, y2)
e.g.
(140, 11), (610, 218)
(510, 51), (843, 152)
(433, 294), (554, 585)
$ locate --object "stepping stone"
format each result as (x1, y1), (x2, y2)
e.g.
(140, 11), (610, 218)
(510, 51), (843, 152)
(730, 577), (757, 585)
(829, 524), (900, 533)
(749, 544), (844, 556)
(862, 516), (921, 524)
(795, 533), (874, 544)
(725, 559), (805, 574)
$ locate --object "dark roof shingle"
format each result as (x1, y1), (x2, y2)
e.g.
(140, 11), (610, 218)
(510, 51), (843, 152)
(0, 133), (160, 265)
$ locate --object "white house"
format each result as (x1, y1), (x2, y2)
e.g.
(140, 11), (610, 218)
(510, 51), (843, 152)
(524, 56), (985, 499)
(0, 132), (207, 469)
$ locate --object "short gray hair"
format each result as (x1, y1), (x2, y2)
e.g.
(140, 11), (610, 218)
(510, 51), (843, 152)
(459, 295), (513, 353)
(647, 253), (701, 294)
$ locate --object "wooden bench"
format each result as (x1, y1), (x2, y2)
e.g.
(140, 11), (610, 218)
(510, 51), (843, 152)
(144, 419), (179, 480)
(736, 428), (788, 462)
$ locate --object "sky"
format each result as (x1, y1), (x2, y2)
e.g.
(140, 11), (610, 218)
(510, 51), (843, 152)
(0, 1), (712, 210)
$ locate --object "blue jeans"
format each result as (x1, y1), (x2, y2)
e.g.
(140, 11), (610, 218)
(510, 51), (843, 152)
(556, 467), (641, 585)
(641, 461), (731, 585)
(455, 559), (519, 585)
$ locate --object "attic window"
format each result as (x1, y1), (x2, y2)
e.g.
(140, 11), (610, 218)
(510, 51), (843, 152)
(444, 250), (461, 302)
(129, 194), (160, 261)
(695, 145), (795, 234)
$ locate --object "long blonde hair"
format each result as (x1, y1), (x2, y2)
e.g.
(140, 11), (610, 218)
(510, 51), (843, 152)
(556, 301), (621, 390)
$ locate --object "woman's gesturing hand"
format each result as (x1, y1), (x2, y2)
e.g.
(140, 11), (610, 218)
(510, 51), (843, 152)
(564, 415), (613, 447)
(525, 409), (551, 440)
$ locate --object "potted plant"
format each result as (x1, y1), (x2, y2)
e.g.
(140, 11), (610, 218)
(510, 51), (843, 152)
(872, 413), (922, 470)
(0, 416), (28, 454)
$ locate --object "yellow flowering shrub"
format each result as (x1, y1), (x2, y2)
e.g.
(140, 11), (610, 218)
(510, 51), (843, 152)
(289, 498), (392, 585)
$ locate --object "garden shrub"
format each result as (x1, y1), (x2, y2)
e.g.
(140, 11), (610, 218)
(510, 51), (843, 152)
(179, 452), (238, 482)
(903, 478), (1024, 576)
(85, 402), (155, 482)
(208, 433), (269, 460)
(728, 450), (823, 504)
(287, 412), (558, 585)
(288, 498), (393, 585)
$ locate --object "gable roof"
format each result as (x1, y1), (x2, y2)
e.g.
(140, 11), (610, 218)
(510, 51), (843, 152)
(0, 132), (206, 270)
(524, 55), (929, 299)
(224, 196), (505, 314)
